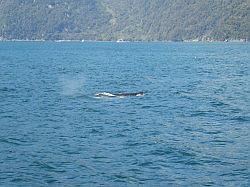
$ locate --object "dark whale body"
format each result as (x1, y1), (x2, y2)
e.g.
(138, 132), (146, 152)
(95, 92), (144, 97)
(114, 92), (144, 97)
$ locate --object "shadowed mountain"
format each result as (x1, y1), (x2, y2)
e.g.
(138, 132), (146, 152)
(0, 0), (249, 41)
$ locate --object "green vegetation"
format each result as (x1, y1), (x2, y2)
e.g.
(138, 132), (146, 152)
(0, 0), (249, 41)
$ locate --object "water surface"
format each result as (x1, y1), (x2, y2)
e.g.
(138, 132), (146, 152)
(0, 42), (249, 186)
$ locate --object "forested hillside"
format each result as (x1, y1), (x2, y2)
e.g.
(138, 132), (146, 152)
(0, 0), (249, 41)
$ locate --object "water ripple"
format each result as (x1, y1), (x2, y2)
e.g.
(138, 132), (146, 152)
(0, 42), (249, 186)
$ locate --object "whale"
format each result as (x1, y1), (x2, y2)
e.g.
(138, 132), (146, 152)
(95, 92), (144, 97)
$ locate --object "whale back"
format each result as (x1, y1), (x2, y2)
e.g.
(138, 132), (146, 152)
(95, 92), (144, 97)
(114, 92), (144, 96)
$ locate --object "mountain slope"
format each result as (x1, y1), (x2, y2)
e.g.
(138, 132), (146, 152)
(0, 0), (249, 41)
(0, 0), (111, 40)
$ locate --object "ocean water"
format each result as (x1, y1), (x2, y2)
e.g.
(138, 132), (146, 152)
(0, 41), (249, 186)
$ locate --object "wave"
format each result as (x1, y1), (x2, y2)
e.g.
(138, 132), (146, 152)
(94, 92), (116, 98)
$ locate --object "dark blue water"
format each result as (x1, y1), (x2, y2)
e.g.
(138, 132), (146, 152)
(0, 42), (249, 186)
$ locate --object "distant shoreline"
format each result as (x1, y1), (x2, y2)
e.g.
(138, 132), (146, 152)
(0, 39), (248, 43)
